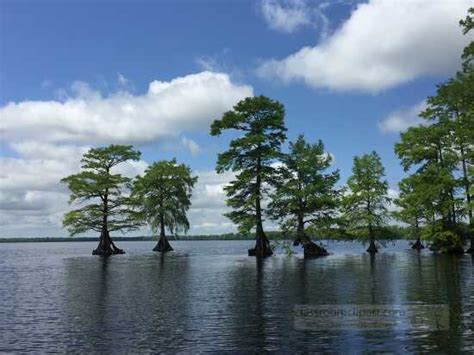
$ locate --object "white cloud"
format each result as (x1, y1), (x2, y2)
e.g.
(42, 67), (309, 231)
(196, 56), (219, 72)
(387, 188), (400, 213)
(0, 71), (253, 237)
(257, 0), (472, 92)
(378, 101), (426, 133)
(181, 136), (202, 156)
(260, 0), (312, 33)
(0, 143), (150, 237)
(0, 71), (252, 144)
(260, 0), (332, 37)
(187, 170), (237, 234)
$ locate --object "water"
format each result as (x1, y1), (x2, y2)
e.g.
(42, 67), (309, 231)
(0, 240), (473, 353)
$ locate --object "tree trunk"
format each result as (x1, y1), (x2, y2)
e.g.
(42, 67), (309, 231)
(366, 223), (378, 254)
(248, 155), (272, 257)
(153, 234), (173, 252)
(248, 221), (272, 257)
(92, 186), (124, 256)
(411, 220), (424, 250)
(153, 214), (173, 252)
(92, 227), (125, 256)
(412, 237), (425, 250)
(294, 215), (328, 258)
(460, 147), (473, 253)
(366, 202), (378, 254)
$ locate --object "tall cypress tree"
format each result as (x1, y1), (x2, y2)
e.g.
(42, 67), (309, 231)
(269, 135), (339, 258)
(393, 174), (427, 250)
(210, 96), (287, 257)
(132, 159), (197, 252)
(61, 145), (142, 256)
(343, 151), (390, 254)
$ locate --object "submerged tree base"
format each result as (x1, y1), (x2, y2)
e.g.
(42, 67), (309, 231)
(153, 235), (174, 252)
(411, 239), (425, 250)
(92, 230), (125, 256)
(366, 240), (378, 254)
(92, 245), (125, 256)
(248, 234), (273, 257)
(248, 247), (273, 257)
(303, 240), (328, 258)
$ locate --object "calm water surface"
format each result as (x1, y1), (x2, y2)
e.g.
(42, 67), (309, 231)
(0, 240), (473, 353)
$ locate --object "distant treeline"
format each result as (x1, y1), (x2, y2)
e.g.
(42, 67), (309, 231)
(0, 225), (424, 243)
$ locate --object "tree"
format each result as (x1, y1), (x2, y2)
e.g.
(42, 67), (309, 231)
(392, 174), (427, 250)
(132, 159), (197, 252)
(61, 145), (142, 256)
(269, 135), (339, 258)
(210, 95), (287, 257)
(426, 72), (474, 251)
(343, 151), (390, 254)
(460, 7), (473, 69)
(395, 122), (461, 232)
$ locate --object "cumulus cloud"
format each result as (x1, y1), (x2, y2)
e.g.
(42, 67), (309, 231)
(0, 143), (150, 236)
(257, 0), (472, 92)
(378, 101), (426, 133)
(0, 71), (252, 144)
(0, 71), (253, 237)
(188, 170), (236, 234)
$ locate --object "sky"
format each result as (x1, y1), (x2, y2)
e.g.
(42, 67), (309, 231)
(0, 0), (472, 238)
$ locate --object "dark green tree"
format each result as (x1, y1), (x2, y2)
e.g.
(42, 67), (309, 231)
(61, 145), (142, 256)
(132, 159), (197, 252)
(460, 7), (473, 69)
(269, 135), (339, 258)
(395, 122), (461, 231)
(425, 72), (474, 251)
(210, 95), (287, 257)
(343, 151), (390, 253)
(392, 174), (427, 250)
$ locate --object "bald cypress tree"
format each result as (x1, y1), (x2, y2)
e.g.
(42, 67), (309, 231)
(393, 174), (428, 250)
(269, 135), (339, 258)
(343, 151), (390, 254)
(132, 159), (197, 252)
(210, 96), (287, 257)
(61, 145), (142, 256)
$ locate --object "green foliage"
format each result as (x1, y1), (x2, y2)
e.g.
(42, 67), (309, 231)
(61, 145), (142, 236)
(269, 135), (340, 238)
(270, 240), (295, 256)
(210, 95), (287, 234)
(460, 7), (473, 68)
(392, 174), (425, 237)
(425, 225), (464, 254)
(132, 159), (197, 236)
(394, 19), (473, 237)
(343, 151), (390, 239)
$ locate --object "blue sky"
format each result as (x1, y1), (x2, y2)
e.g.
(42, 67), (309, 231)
(0, 0), (472, 237)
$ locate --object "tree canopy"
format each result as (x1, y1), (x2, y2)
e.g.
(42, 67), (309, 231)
(61, 144), (142, 255)
(132, 159), (197, 252)
(210, 95), (287, 256)
(269, 135), (339, 257)
(343, 151), (390, 253)
(394, 13), (473, 252)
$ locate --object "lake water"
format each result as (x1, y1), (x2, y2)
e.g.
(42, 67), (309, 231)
(0, 240), (473, 353)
